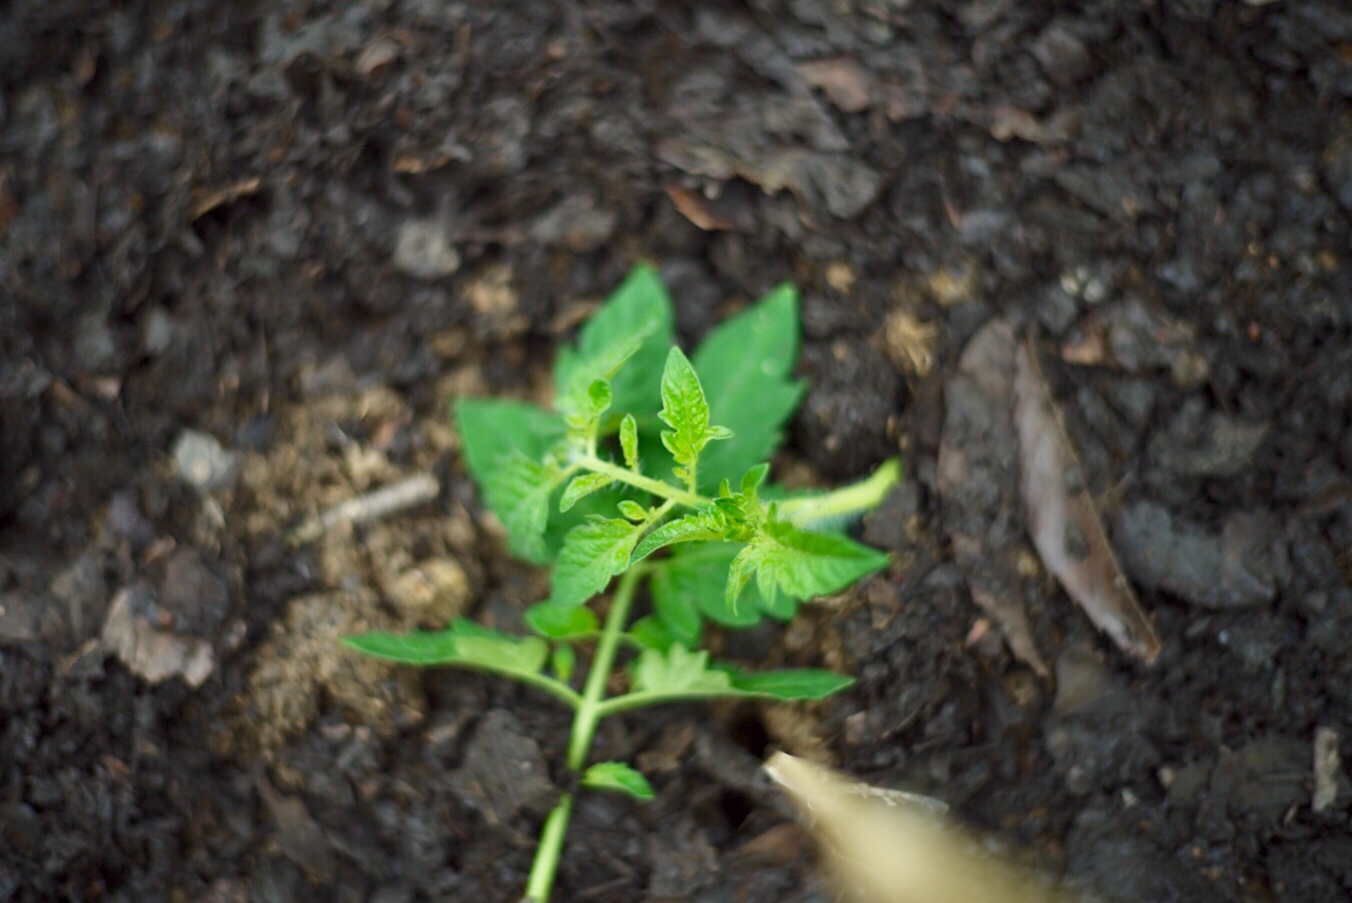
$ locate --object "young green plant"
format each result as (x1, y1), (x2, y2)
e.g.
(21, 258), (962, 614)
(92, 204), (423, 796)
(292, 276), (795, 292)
(346, 266), (899, 902)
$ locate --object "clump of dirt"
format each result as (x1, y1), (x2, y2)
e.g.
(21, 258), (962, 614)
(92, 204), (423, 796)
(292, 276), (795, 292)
(220, 384), (475, 761)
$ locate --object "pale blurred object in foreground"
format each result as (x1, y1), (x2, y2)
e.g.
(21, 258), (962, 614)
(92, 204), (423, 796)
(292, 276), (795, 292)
(765, 753), (1097, 903)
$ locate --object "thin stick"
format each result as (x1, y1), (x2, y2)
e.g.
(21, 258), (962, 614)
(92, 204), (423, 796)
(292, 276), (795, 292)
(289, 473), (440, 544)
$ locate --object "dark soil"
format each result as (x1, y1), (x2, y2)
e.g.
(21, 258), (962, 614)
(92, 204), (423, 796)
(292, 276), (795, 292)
(3, 1), (1351, 901)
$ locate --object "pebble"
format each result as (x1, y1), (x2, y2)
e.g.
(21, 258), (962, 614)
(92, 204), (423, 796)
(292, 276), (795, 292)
(392, 218), (460, 281)
(172, 429), (240, 492)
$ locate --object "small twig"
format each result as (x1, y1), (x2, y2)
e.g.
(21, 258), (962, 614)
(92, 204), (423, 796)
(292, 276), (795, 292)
(289, 473), (440, 545)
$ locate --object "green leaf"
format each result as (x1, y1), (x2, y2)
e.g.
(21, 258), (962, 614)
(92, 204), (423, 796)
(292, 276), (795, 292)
(551, 644), (577, 683)
(559, 472), (615, 512)
(631, 509), (730, 562)
(455, 398), (567, 481)
(658, 347), (731, 488)
(741, 463), (770, 498)
(727, 519), (889, 609)
(651, 543), (789, 631)
(728, 668), (855, 701)
(345, 620), (581, 707)
(550, 517), (645, 609)
(481, 453), (569, 563)
(628, 615), (680, 651)
(525, 600), (599, 638)
(455, 399), (569, 562)
(558, 377), (615, 433)
(692, 285), (804, 491)
(647, 559), (705, 645)
(617, 500), (648, 522)
(652, 545), (751, 631)
(599, 648), (852, 715)
(581, 762), (655, 801)
(631, 645), (733, 694)
(620, 414), (639, 470)
(553, 265), (674, 422)
(346, 623), (545, 670)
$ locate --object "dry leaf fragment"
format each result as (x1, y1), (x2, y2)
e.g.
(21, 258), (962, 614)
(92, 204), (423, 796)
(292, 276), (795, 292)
(796, 58), (876, 113)
(1013, 339), (1161, 664)
(663, 184), (753, 232)
(101, 587), (215, 688)
(766, 753), (1082, 903)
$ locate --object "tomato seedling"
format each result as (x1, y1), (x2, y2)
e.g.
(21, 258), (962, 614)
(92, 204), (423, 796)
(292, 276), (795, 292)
(347, 265), (898, 902)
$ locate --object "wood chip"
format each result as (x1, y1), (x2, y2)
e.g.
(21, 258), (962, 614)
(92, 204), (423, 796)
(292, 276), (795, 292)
(1013, 338), (1161, 663)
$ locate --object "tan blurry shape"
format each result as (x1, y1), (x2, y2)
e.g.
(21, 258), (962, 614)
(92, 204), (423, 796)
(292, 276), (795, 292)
(766, 753), (1084, 903)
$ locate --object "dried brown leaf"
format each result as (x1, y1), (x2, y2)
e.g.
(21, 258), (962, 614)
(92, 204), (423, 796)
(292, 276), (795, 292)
(663, 184), (752, 232)
(1013, 339), (1161, 663)
(796, 58), (876, 113)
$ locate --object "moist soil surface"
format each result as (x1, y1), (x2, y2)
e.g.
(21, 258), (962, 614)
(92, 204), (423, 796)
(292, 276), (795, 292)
(2, 1), (1351, 901)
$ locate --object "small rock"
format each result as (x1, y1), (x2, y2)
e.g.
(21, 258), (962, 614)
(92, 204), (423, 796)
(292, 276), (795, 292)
(74, 313), (120, 373)
(528, 195), (617, 251)
(106, 491), (155, 548)
(1148, 403), (1269, 478)
(1031, 21), (1092, 89)
(1113, 502), (1285, 609)
(1210, 737), (1308, 817)
(172, 429), (240, 492)
(158, 547), (231, 635)
(450, 710), (557, 826)
(47, 549), (108, 643)
(392, 218), (460, 281)
(1052, 644), (1124, 716)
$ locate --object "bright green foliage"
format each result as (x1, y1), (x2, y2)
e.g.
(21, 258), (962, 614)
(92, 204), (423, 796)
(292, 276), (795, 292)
(692, 285), (804, 491)
(631, 645), (733, 695)
(658, 347), (733, 490)
(549, 517), (645, 609)
(559, 473), (615, 512)
(348, 266), (901, 903)
(553, 265), (672, 425)
(481, 454), (569, 564)
(581, 762), (655, 801)
(525, 600), (599, 639)
(726, 518), (889, 609)
(619, 414), (639, 470)
(344, 620), (580, 708)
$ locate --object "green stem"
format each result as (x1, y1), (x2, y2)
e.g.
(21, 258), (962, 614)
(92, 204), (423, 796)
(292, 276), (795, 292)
(777, 458), (900, 526)
(573, 454), (708, 509)
(567, 566), (643, 769)
(523, 792), (573, 903)
(524, 567), (644, 902)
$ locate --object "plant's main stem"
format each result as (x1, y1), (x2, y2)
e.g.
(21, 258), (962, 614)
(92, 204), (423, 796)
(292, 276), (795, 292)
(524, 566), (645, 903)
(523, 791), (573, 902)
